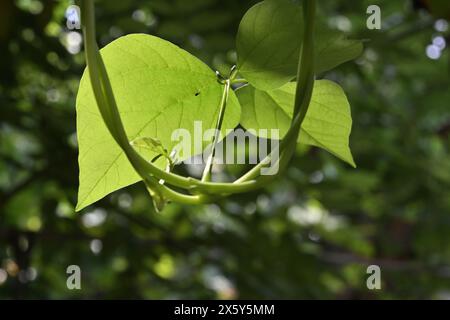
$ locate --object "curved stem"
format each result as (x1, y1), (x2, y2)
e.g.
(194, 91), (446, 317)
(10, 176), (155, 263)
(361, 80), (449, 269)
(292, 1), (316, 123)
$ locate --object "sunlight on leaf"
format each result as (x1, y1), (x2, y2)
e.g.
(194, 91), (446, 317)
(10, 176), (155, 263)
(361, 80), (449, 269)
(237, 80), (356, 167)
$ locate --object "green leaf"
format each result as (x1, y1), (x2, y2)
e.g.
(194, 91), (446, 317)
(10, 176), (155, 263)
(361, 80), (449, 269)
(236, 0), (363, 90)
(130, 136), (169, 159)
(76, 33), (241, 211)
(313, 24), (364, 75)
(237, 79), (356, 167)
(236, 0), (303, 90)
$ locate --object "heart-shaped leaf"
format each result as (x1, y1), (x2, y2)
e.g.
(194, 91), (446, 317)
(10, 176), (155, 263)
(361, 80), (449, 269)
(237, 80), (356, 167)
(76, 34), (241, 211)
(236, 0), (363, 90)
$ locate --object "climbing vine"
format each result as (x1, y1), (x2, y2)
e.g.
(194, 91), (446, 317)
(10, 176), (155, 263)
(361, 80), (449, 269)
(77, 0), (362, 212)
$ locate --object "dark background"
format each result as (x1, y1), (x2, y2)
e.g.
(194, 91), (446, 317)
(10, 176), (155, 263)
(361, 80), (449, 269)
(0, 0), (449, 299)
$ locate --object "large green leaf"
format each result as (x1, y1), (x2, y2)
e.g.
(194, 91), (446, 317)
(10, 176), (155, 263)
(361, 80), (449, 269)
(237, 80), (356, 167)
(236, 0), (363, 90)
(76, 34), (241, 211)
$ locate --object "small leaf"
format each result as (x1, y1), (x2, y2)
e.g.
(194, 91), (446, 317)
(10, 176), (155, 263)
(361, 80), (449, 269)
(236, 0), (363, 90)
(131, 137), (168, 158)
(237, 80), (356, 167)
(76, 34), (241, 211)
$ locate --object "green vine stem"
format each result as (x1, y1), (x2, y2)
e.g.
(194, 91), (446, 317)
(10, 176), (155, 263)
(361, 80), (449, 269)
(80, 0), (316, 205)
(201, 77), (231, 182)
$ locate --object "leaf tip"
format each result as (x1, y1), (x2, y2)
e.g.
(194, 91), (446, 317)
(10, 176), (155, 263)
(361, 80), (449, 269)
(348, 157), (357, 168)
(75, 197), (88, 212)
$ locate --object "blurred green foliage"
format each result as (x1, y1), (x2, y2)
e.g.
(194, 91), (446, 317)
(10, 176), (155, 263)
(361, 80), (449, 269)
(0, 0), (449, 299)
